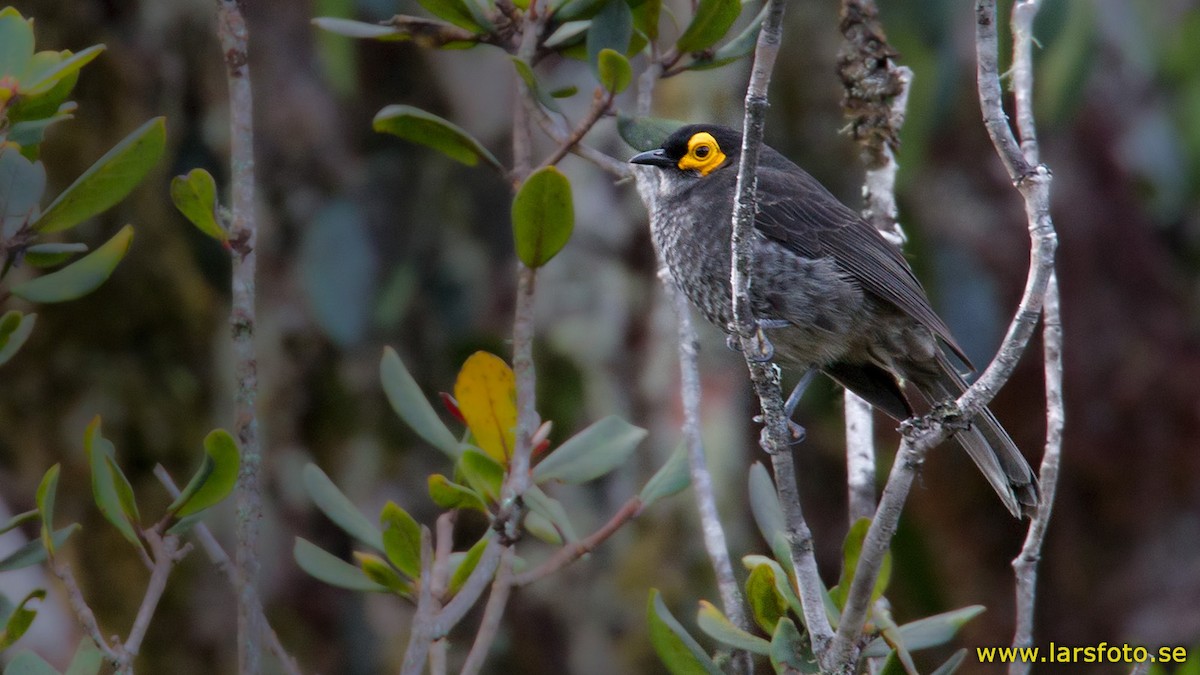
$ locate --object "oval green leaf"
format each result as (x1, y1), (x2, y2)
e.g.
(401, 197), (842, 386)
(83, 417), (143, 551)
(748, 462), (786, 554)
(675, 0), (740, 53)
(354, 551), (414, 596)
(381, 347), (462, 459)
(533, 415), (646, 485)
(0, 8), (35, 79)
(639, 442), (691, 507)
(586, 0), (632, 71)
(0, 589), (46, 651)
(647, 589), (724, 675)
(685, 3), (765, 70)
(32, 117), (166, 233)
(303, 463), (384, 551)
(524, 484), (578, 542)
(512, 57), (562, 113)
(0, 145), (47, 235)
(311, 17), (408, 40)
(524, 510), (564, 545)
(596, 48), (632, 93)
(170, 168), (225, 241)
(0, 509), (38, 536)
(745, 561), (787, 634)
(742, 555), (804, 619)
(171, 429), (241, 517)
(769, 618), (815, 673)
(35, 464), (60, 554)
(10, 224), (134, 303)
(23, 243), (88, 268)
(447, 535), (491, 596)
(427, 474), (489, 514)
(293, 537), (389, 592)
(696, 600), (770, 654)
(457, 449), (504, 503)
(415, 0), (486, 32)
(20, 44), (105, 96)
(0, 311), (36, 367)
(373, 105), (500, 170)
(861, 606), (986, 657)
(380, 501), (422, 579)
(512, 166), (574, 268)
(0, 525), (78, 572)
(831, 516), (891, 610)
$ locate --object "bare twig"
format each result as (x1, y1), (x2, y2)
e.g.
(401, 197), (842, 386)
(212, 0), (264, 671)
(536, 88), (614, 171)
(1007, 2), (1065, 671)
(49, 560), (120, 664)
(512, 497), (642, 586)
(828, 1), (1058, 669)
(521, 81), (629, 179)
(430, 538), (504, 637)
(401, 528), (437, 675)
(728, 0), (836, 665)
(153, 467), (303, 675)
(122, 531), (186, 663)
(459, 548), (516, 675)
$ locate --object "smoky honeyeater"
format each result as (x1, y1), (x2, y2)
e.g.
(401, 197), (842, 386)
(631, 123), (1037, 518)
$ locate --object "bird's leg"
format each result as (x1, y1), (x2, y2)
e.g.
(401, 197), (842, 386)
(726, 318), (789, 362)
(754, 368), (816, 445)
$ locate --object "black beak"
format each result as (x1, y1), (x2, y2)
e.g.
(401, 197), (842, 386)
(629, 148), (675, 168)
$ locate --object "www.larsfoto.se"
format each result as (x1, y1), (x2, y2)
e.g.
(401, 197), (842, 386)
(977, 643), (1190, 665)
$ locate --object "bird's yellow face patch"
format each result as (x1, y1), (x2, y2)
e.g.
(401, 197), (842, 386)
(677, 132), (726, 176)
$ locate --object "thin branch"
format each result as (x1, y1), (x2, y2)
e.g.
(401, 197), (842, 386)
(828, 1), (1059, 669)
(122, 531), (186, 662)
(521, 82), (630, 179)
(430, 538), (504, 637)
(536, 88), (614, 171)
(843, 394), (876, 522)
(153, 466), (303, 675)
(459, 548), (516, 675)
(213, 0), (264, 671)
(49, 560), (120, 664)
(401, 528), (437, 675)
(512, 496), (642, 586)
(728, 0), (836, 665)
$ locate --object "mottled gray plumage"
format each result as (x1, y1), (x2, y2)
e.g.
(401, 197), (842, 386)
(632, 124), (1038, 518)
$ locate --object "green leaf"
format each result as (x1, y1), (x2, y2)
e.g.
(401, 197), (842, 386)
(0, 145), (47, 237)
(0, 510), (37, 536)
(8, 109), (75, 152)
(596, 48), (632, 93)
(83, 417), (142, 551)
(553, 0), (608, 22)
(293, 537), (390, 592)
(63, 637), (104, 675)
(586, 0), (632, 72)
(533, 416), (645, 485)
(416, 0), (486, 32)
(741, 555), (804, 620)
(380, 501), (422, 579)
(0, 525), (78, 572)
(447, 536), (490, 596)
(311, 17), (411, 40)
(696, 601), (770, 654)
(0, 311), (36, 367)
(830, 517), (891, 610)
(105, 454), (140, 528)
(0, 590), (45, 651)
(353, 552), (414, 597)
(8, 50), (79, 126)
(32, 117), (166, 233)
(169, 429), (240, 517)
(10, 225), (134, 303)
(512, 166), (574, 268)
(23, 243), (88, 268)
(685, 3), (765, 70)
(457, 450), (504, 503)
(524, 510), (563, 545)
(373, 105), (501, 169)
(639, 442), (691, 507)
(302, 464), (384, 551)
(35, 464), (60, 555)
(617, 114), (686, 151)
(747, 462), (789, 561)
(19, 45), (104, 96)
(165, 512), (209, 537)
(745, 561), (787, 634)
(170, 169), (225, 242)
(381, 347), (462, 459)
(631, 0), (660, 42)
(769, 618), (818, 673)
(427, 474), (489, 514)
(511, 58), (562, 113)
(861, 606), (986, 657)
(647, 589), (723, 675)
(549, 85), (578, 98)
(0, 8), (34, 79)
(544, 20), (591, 48)
(2, 650), (59, 675)
(524, 484), (578, 542)
(675, 0), (739, 53)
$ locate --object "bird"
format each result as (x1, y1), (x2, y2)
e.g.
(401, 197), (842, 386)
(630, 123), (1038, 518)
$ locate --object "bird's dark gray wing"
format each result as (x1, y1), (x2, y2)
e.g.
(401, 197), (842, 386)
(752, 158), (972, 368)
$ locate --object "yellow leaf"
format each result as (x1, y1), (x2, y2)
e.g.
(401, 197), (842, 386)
(453, 351), (517, 463)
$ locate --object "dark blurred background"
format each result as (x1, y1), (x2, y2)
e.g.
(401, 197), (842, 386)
(1, 0), (1198, 672)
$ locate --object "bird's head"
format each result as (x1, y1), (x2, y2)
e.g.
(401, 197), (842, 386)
(629, 124), (742, 178)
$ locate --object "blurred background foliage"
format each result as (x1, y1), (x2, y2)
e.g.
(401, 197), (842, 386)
(1, 0), (1198, 672)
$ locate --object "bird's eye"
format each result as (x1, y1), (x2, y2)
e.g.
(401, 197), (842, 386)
(694, 145), (711, 159)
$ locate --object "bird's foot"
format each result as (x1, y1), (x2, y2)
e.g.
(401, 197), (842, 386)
(725, 319), (788, 362)
(757, 419), (807, 447)
(784, 369), (818, 417)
